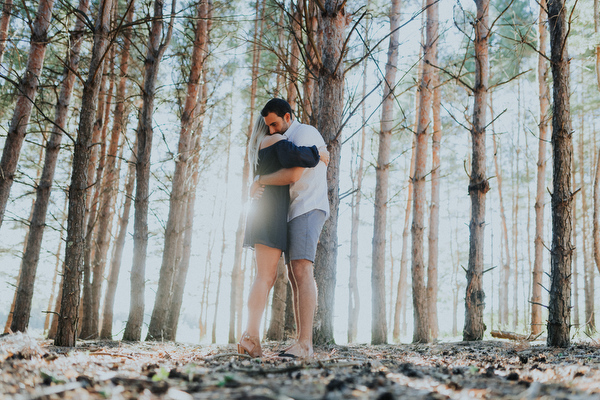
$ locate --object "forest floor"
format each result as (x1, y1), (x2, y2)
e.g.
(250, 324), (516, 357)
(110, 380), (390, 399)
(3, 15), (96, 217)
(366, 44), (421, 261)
(2, 333), (600, 399)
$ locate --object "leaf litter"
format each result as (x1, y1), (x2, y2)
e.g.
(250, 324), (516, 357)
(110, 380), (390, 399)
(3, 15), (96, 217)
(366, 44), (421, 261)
(2, 332), (600, 399)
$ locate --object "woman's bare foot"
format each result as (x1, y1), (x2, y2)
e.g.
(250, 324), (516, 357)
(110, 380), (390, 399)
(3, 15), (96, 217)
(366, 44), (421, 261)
(279, 341), (313, 359)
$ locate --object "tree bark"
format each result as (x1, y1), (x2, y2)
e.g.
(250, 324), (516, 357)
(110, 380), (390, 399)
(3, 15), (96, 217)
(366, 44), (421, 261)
(0, 0), (55, 228)
(572, 167), (579, 327)
(123, 0), (175, 342)
(531, 0), (549, 336)
(594, 148), (600, 280)
(427, 4), (440, 339)
(10, 0), (89, 334)
(79, 55), (110, 339)
(147, 0), (209, 341)
(99, 148), (135, 339)
(579, 85), (595, 333)
(463, 0), (490, 342)
(547, 0), (572, 348)
(490, 105), (511, 328)
(393, 135), (416, 341)
(287, 0), (302, 112)
(371, 0), (401, 346)
(54, 0), (114, 347)
(312, 0), (347, 346)
(348, 18), (369, 342)
(0, 0), (13, 66)
(411, 0), (436, 344)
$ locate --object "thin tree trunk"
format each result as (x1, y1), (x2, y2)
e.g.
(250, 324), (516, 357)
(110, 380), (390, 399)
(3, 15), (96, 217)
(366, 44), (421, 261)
(596, 0), (600, 91)
(89, 0), (136, 340)
(123, 0), (175, 342)
(0, 0), (55, 228)
(0, 0), (13, 66)
(427, 5), (440, 339)
(463, 0), (490, 342)
(411, 0), (436, 344)
(83, 42), (118, 339)
(513, 89), (521, 330)
(572, 167), (579, 327)
(147, 0), (209, 341)
(99, 147), (136, 339)
(593, 147), (600, 280)
(371, 0), (401, 346)
(393, 135), (416, 342)
(348, 24), (368, 342)
(531, 0), (550, 336)
(45, 212), (66, 333)
(229, 0), (265, 344)
(79, 57), (110, 338)
(547, 0), (573, 348)
(54, 0), (114, 347)
(302, 0), (319, 125)
(579, 84), (595, 333)
(287, 0), (302, 112)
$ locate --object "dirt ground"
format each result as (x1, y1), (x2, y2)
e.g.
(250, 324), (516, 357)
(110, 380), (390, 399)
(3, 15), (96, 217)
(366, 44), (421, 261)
(2, 332), (600, 399)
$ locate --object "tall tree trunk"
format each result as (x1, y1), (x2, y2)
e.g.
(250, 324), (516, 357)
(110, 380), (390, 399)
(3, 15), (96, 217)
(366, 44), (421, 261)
(512, 100), (520, 330)
(229, 0), (266, 344)
(0, 0), (13, 66)
(122, 0), (175, 342)
(10, 0), (89, 334)
(463, 0), (490, 342)
(147, 0), (209, 341)
(45, 200), (67, 333)
(411, 0), (436, 344)
(302, 0), (319, 124)
(87, 0), (136, 340)
(287, 0), (302, 112)
(371, 0), (401, 346)
(100, 149), (136, 339)
(572, 167), (579, 327)
(79, 56), (110, 338)
(593, 148), (600, 279)
(82, 42), (117, 339)
(311, 0), (346, 346)
(580, 88), (595, 333)
(348, 20), (369, 342)
(427, 5), (440, 339)
(596, 0), (600, 91)
(0, 0), (55, 228)
(213, 110), (232, 344)
(531, 0), (550, 336)
(393, 135), (416, 341)
(4, 142), (44, 332)
(54, 0), (114, 347)
(490, 96), (511, 327)
(547, 0), (572, 348)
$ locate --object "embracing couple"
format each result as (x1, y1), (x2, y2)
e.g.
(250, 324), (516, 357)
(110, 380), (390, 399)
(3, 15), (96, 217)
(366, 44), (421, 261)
(238, 98), (329, 359)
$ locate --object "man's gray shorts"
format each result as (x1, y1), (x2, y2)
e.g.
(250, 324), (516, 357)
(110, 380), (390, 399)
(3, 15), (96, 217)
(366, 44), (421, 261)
(285, 210), (327, 264)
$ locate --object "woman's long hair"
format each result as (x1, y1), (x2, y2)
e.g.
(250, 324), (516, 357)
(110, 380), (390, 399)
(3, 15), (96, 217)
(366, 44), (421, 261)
(248, 116), (269, 175)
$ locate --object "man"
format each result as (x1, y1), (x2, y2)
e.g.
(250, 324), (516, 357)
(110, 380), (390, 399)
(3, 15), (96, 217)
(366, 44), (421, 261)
(251, 98), (329, 358)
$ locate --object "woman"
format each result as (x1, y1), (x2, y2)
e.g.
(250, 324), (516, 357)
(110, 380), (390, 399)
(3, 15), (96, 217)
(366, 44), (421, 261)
(238, 116), (327, 358)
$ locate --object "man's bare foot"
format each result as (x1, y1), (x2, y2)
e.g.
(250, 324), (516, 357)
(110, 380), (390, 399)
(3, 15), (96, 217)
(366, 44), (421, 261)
(279, 341), (313, 359)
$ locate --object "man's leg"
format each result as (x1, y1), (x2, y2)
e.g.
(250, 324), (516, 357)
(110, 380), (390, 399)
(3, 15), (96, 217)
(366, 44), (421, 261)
(286, 263), (301, 338)
(284, 258), (316, 357)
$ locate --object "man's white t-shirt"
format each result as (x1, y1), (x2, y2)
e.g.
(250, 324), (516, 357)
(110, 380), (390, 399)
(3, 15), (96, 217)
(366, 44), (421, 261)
(284, 120), (330, 221)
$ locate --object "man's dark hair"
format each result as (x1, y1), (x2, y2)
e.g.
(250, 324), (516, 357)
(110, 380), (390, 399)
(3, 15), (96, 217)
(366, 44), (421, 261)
(261, 98), (293, 118)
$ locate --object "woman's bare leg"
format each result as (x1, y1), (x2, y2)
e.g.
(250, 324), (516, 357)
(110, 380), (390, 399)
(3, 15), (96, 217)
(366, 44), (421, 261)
(245, 244), (281, 337)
